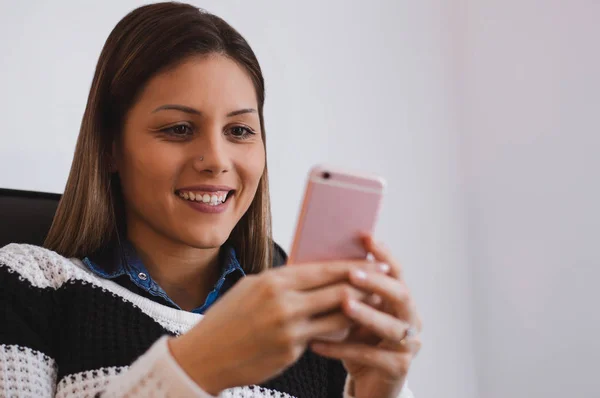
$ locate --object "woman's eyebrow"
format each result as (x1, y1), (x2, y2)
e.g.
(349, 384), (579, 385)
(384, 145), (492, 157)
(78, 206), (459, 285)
(151, 104), (201, 115)
(151, 105), (256, 118)
(226, 108), (257, 117)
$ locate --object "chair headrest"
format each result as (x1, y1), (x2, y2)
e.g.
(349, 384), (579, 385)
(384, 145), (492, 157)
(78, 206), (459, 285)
(0, 188), (61, 248)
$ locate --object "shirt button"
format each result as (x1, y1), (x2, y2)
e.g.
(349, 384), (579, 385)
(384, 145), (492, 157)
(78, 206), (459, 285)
(138, 272), (148, 281)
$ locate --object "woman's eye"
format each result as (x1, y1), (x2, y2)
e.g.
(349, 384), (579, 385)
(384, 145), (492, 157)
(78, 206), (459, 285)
(228, 126), (255, 139)
(162, 124), (193, 137)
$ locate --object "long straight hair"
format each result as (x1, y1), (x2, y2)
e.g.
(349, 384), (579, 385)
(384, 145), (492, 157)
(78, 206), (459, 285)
(45, 2), (272, 274)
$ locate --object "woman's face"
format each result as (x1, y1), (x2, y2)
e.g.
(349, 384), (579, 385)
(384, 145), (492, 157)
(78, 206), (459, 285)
(115, 54), (265, 249)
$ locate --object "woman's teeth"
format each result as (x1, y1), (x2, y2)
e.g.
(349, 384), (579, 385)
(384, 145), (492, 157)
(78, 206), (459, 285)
(178, 191), (230, 206)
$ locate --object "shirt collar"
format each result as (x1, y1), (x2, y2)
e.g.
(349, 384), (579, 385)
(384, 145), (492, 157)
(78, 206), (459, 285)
(83, 240), (244, 277)
(82, 240), (245, 313)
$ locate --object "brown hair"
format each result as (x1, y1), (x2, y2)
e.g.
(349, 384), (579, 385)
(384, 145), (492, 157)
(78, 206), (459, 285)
(44, 2), (272, 273)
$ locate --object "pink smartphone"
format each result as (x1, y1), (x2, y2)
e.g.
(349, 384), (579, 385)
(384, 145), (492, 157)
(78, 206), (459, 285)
(288, 165), (386, 342)
(289, 165), (386, 264)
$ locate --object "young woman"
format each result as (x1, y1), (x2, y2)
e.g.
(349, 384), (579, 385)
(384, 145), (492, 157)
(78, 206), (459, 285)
(0, 3), (421, 397)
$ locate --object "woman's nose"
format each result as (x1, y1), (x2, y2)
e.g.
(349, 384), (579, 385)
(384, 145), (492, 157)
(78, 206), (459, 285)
(191, 131), (230, 175)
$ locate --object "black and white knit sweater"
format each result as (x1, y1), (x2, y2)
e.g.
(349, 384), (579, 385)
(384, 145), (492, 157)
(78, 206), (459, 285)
(0, 244), (413, 397)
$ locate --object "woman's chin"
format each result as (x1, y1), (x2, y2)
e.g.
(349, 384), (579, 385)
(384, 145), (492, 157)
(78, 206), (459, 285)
(178, 231), (230, 250)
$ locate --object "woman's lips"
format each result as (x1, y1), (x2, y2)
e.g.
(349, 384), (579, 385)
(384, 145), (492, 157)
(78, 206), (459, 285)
(177, 190), (231, 204)
(176, 184), (234, 192)
(176, 190), (234, 214)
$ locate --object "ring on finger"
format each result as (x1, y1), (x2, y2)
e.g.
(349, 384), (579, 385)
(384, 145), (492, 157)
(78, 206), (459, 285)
(399, 325), (418, 347)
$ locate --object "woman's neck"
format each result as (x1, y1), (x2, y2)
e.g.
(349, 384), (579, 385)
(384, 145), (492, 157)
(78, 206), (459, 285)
(127, 227), (221, 311)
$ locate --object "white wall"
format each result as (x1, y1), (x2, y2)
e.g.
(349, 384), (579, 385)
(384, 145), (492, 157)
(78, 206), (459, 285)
(0, 1), (477, 397)
(463, 1), (600, 397)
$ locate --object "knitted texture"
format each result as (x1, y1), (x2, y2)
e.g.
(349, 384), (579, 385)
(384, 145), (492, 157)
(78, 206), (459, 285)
(0, 345), (57, 397)
(0, 243), (413, 397)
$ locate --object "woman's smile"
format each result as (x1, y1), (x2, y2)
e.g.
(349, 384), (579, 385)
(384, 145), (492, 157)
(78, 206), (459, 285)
(175, 185), (236, 214)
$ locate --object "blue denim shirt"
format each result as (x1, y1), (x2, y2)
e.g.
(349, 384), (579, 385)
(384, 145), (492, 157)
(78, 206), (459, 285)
(82, 240), (245, 314)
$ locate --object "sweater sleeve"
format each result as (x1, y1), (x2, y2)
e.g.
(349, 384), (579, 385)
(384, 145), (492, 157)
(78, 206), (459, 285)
(342, 375), (415, 398)
(100, 336), (215, 398)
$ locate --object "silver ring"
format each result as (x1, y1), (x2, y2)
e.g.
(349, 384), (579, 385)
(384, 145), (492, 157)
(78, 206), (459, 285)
(199, 156), (204, 161)
(399, 326), (418, 346)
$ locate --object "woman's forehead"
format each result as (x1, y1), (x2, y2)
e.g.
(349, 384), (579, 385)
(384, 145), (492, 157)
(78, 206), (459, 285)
(134, 54), (258, 114)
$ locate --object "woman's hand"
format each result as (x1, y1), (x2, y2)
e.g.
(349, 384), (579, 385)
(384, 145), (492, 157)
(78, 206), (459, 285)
(168, 259), (384, 395)
(310, 236), (422, 398)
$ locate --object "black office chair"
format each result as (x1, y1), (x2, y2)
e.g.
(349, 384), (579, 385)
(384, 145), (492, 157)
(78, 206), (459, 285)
(0, 188), (61, 248)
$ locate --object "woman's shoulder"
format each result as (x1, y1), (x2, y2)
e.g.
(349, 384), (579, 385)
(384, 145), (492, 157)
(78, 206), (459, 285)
(0, 243), (92, 290)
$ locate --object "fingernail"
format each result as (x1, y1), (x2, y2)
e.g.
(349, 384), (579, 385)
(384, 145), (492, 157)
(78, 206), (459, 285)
(368, 294), (383, 306)
(352, 269), (367, 281)
(347, 299), (359, 313)
(378, 263), (390, 273)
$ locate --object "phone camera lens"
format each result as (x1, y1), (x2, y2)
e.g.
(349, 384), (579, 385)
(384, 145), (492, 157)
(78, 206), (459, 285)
(322, 172), (331, 180)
